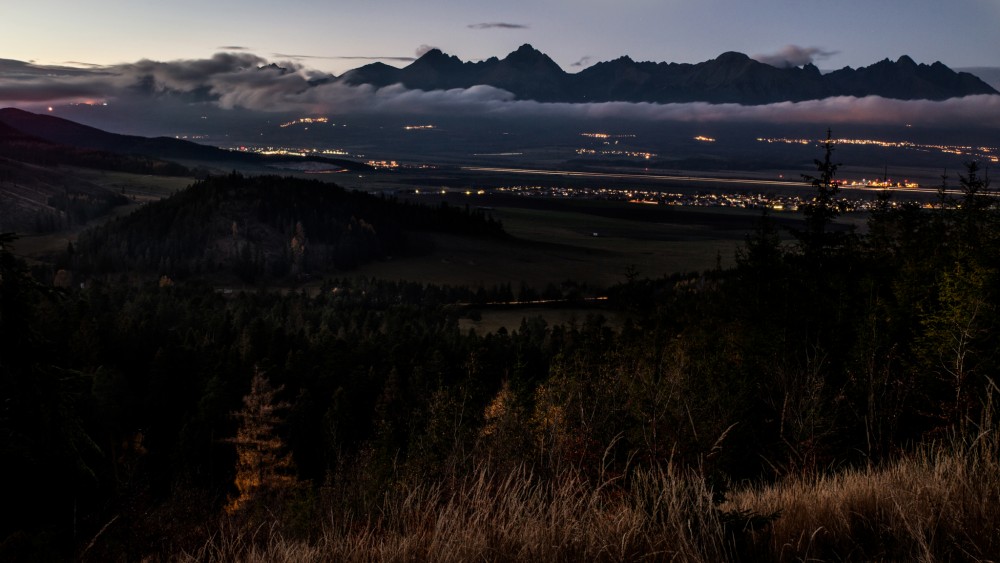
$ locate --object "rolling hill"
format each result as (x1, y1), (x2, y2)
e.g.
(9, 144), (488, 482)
(70, 173), (506, 282)
(0, 108), (372, 171)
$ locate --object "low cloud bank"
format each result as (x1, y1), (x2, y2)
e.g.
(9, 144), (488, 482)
(752, 45), (839, 68)
(2, 53), (999, 128)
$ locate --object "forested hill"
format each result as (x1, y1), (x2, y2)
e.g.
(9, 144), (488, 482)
(70, 173), (505, 281)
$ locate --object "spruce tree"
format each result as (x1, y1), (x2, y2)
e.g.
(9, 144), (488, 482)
(796, 129), (843, 260)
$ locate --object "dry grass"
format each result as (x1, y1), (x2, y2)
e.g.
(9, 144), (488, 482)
(181, 465), (732, 563)
(179, 410), (1000, 563)
(725, 431), (1000, 562)
(179, 434), (1000, 563)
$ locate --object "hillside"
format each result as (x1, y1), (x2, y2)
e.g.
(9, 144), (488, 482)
(0, 117), (192, 233)
(70, 173), (505, 281)
(0, 158), (130, 234)
(0, 118), (189, 175)
(0, 108), (372, 172)
(0, 109), (381, 235)
(0, 121), (137, 232)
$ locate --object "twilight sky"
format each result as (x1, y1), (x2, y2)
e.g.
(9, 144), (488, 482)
(3, 0), (1000, 136)
(3, 0), (999, 75)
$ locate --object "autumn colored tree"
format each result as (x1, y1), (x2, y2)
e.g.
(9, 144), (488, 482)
(226, 369), (299, 513)
(290, 220), (307, 277)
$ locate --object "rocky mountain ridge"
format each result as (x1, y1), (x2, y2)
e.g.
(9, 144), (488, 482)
(341, 44), (997, 104)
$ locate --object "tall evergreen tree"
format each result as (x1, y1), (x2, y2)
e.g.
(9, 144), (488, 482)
(796, 129), (843, 260)
(226, 369), (299, 513)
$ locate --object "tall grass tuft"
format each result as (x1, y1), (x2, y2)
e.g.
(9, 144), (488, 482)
(180, 394), (1000, 562)
(726, 425), (1000, 561)
(182, 464), (732, 562)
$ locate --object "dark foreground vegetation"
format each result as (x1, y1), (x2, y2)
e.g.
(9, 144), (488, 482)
(1, 145), (998, 560)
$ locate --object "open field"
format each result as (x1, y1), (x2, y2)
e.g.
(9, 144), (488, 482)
(73, 168), (194, 201)
(337, 198), (754, 331)
(10, 165), (762, 292)
(12, 165), (857, 291)
(495, 205), (746, 275)
(343, 207), (749, 289)
(347, 188), (868, 289)
(10, 164), (843, 298)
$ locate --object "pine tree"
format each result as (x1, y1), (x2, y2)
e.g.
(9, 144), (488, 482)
(796, 129), (843, 259)
(226, 368), (298, 513)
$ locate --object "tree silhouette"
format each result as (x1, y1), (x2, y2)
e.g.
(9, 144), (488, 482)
(796, 129), (843, 259)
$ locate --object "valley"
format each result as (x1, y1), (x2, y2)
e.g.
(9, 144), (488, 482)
(2, 92), (999, 562)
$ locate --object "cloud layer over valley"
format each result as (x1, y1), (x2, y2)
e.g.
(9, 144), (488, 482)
(3, 53), (999, 131)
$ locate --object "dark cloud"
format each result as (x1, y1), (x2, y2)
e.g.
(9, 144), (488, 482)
(0, 59), (118, 101)
(0, 80), (110, 103)
(218, 46), (251, 51)
(571, 56), (593, 68)
(753, 45), (839, 68)
(467, 22), (528, 30)
(0, 58), (110, 77)
(0, 53), (307, 109)
(2, 54), (999, 130)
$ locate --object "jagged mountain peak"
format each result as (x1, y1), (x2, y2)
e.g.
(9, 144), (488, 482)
(336, 47), (998, 104)
(502, 44), (560, 67)
(510, 44), (544, 57)
(257, 62), (291, 74)
(411, 48), (463, 68)
(418, 47), (446, 59)
(414, 48), (453, 63)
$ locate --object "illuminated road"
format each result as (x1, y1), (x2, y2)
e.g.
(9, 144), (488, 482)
(462, 165), (809, 188)
(460, 166), (952, 196)
(455, 296), (609, 308)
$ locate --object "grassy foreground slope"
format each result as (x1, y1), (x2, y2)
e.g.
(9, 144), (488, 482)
(184, 433), (1000, 562)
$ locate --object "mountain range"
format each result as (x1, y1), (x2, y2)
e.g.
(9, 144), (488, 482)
(341, 44), (998, 105)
